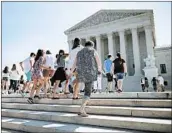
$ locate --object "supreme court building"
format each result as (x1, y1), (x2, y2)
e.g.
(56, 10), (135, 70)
(64, 10), (171, 91)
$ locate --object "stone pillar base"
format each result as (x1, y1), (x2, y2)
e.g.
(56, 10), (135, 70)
(143, 67), (158, 84)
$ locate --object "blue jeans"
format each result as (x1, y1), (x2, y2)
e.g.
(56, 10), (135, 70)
(116, 73), (125, 80)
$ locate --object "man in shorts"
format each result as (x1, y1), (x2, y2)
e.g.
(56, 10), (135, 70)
(20, 52), (35, 94)
(104, 55), (113, 93)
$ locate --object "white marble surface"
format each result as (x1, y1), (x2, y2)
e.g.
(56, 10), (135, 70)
(2, 109), (171, 133)
(2, 98), (171, 107)
(2, 103), (171, 119)
(2, 117), (148, 133)
(2, 92), (171, 99)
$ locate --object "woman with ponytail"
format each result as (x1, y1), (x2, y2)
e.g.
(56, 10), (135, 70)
(67, 38), (84, 99)
(51, 50), (67, 99)
(111, 52), (127, 93)
(27, 49), (50, 103)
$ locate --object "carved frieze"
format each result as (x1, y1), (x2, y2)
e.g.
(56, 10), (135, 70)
(69, 10), (145, 32)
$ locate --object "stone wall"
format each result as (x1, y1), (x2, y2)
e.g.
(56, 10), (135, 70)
(155, 46), (172, 90)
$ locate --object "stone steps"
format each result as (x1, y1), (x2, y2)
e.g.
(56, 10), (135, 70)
(2, 109), (171, 133)
(2, 103), (171, 119)
(2, 93), (171, 133)
(2, 117), (148, 133)
(2, 98), (171, 107)
(1, 129), (27, 133)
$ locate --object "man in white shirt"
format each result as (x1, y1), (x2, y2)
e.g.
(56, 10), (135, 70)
(157, 75), (165, 92)
(68, 38), (84, 99)
(20, 52), (35, 93)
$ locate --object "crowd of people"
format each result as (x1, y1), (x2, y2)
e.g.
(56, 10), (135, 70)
(3, 37), (166, 116)
(140, 75), (166, 92)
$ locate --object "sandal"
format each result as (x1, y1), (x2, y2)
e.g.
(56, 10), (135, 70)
(64, 92), (70, 94)
(27, 98), (34, 104)
(117, 89), (123, 93)
(52, 97), (60, 99)
(72, 97), (80, 100)
(34, 95), (41, 99)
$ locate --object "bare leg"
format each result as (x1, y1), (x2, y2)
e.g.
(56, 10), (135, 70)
(5, 81), (9, 94)
(117, 80), (123, 91)
(34, 78), (44, 97)
(1, 80), (5, 92)
(25, 82), (31, 92)
(43, 77), (49, 97)
(64, 80), (70, 93)
(73, 81), (80, 98)
(30, 80), (37, 98)
(53, 80), (60, 98)
(76, 82), (80, 98)
(79, 82), (93, 117)
(22, 82), (28, 92)
(107, 82), (113, 92)
(73, 80), (77, 98)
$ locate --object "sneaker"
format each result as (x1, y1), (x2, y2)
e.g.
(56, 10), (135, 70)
(27, 97), (34, 104)
(80, 90), (84, 93)
(8, 91), (11, 94)
(93, 89), (97, 93)
(19, 90), (26, 97)
(34, 95), (41, 99)
(117, 89), (123, 93)
(80, 113), (88, 117)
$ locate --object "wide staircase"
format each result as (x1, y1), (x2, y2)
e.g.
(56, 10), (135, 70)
(1, 92), (172, 133)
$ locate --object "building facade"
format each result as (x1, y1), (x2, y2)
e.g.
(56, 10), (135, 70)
(154, 46), (171, 90)
(64, 10), (171, 91)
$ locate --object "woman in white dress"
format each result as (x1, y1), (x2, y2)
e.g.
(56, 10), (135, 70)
(9, 64), (20, 94)
(67, 38), (84, 99)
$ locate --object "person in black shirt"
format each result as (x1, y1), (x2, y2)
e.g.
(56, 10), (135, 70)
(144, 77), (149, 92)
(151, 77), (158, 91)
(111, 53), (127, 93)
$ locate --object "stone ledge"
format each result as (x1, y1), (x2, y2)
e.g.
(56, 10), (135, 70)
(2, 92), (171, 99)
(2, 103), (171, 119)
(2, 98), (171, 108)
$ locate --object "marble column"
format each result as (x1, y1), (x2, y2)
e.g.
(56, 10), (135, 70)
(107, 33), (114, 56)
(67, 40), (73, 52)
(119, 30), (127, 61)
(113, 36), (117, 59)
(131, 28), (141, 76)
(144, 25), (154, 56)
(96, 35), (102, 62)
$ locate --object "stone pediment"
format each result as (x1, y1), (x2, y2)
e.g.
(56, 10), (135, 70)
(65, 9), (152, 34)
